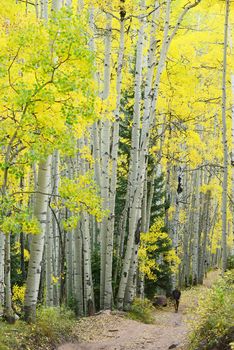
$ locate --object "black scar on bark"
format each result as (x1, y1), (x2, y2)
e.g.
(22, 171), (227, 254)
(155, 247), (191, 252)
(177, 175), (183, 194)
(134, 217), (142, 245)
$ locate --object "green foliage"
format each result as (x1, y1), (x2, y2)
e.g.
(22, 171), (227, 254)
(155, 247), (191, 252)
(138, 218), (180, 298)
(127, 298), (155, 324)
(0, 307), (77, 350)
(0, 5), (95, 160)
(0, 210), (40, 236)
(227, 255), (234, 270)
(189, 270), (234, 350)
(36, 307), (75, 341)
(58, 171), (107, 230)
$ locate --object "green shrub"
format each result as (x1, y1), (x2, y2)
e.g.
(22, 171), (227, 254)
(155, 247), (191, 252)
(0, 307), (77, 350)
(128, 298), (155, 324)
(227, 255), (234, 270)
(189, 270), (234, 350)
(36, 307), (76, 341)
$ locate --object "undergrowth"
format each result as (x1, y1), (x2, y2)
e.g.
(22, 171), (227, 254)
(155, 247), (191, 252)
(0, 307), (77, 350)
(127, 297), (155, 324)
(189, 270), (234, 350)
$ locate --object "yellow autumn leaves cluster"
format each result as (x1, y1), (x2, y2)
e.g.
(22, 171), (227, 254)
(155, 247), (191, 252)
(139, 217), (180, 280)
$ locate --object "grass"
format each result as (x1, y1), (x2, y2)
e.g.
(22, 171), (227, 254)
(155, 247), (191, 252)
(188, 270), (234, 350)
(127, 297), (155, 324)
(0, 307), (77, 350)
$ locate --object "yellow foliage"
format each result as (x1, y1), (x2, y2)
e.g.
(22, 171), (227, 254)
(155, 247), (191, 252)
(12, 284), (25, 304)
(139, 218), (180, 280)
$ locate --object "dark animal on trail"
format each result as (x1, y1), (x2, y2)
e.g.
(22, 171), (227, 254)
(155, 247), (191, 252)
(87, 298), (95, 316)
(172, 289), (181, 313)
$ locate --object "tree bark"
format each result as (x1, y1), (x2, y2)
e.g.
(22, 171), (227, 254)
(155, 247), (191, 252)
(24, 156), (52, 323)
(221, 0), (230, 272)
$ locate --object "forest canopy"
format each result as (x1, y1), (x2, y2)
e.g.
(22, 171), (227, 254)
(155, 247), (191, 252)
(0, 0), (233, 327)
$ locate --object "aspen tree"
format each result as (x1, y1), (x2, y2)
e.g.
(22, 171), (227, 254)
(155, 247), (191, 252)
(35, 0), (39, 17)
(4, 233), (13, 320)
(231, 74), (234, 254)
(104, 3), (126, 310)
(221, 0), (230, 271)
(65, 161), (74, 305)
(79, 139), (94, 315)
(117, 0), (146, 309)
(182, 175), (194, 286)
(99, 13), (112, 309)
(198, 188), (211, 283)
(0, 234), (5, 311)
(51, 0), (62, 11)
(45, 205), (54, 306)
(41, 0), (48, 20)
(192, 169), (202, 285)
(51, 151), (60, 306)
(73, 221), (84, 316)
(24, 156), (52, 322)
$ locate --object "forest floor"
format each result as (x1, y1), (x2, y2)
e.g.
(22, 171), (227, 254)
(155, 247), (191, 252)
(58, 271), (220, 350)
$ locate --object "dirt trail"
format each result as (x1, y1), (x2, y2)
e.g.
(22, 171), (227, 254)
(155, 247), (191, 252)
(58, 305), (188, 350)
(58, 271), (220, 350)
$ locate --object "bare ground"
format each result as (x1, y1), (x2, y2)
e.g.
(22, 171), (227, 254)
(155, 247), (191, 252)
(58, 271), (220, 350)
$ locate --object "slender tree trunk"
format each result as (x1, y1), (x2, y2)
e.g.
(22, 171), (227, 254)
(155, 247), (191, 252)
(183, 173), (195, 286)
(0, 233), (5, 312)
(73, 223), (84, 316)
(104, 11), (126, 310)
(231, 74), (234, 255)
(35, 0), (39, 18)
(82, 212), (94, 315)
(198, 190), (211, 284)
(221, 0), (230, 271)
(52, 150), (60, 306)
(45, 206), (54, 306)
(24, 156), (52, 323)
(100, 13), (112, 310)
(4, 233), (13, 320)
(192, 170), (201, 285)
(65, 229), (73, 304)
(51, 0), (62, 12)
(117, 0), (146, 309)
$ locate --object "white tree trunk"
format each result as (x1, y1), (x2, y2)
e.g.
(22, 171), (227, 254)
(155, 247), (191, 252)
(35, 0), (39, 18)
(100, 13), (112, 309)
(45, 206), (54, 306)
(0, 233), (5, 311)
(51, 0), (62, 12)
(117, 0), (146, 309)
(231, 74), (234, 255)
(192, 170), (201, 285)
(104, 13), (126, 310)
(65, 229), (74, 304)
(4, 233), (13, 319)
(199, 190), (211, 283)
(221, 0), (230, 271)
(73, 223), (84, 316)
(52, 150), (60, 306)
(42, 0), (48, 20)
(82, 212), (93, 315)
(24, 156), (52, 322)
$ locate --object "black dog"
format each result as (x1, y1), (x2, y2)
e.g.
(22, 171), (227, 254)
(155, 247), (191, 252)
(172, 289), (181, 313)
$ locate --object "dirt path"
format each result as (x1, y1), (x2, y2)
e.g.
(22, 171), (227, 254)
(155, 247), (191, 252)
(58, 271), (220, 350)
(58, 308), (187, 350)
